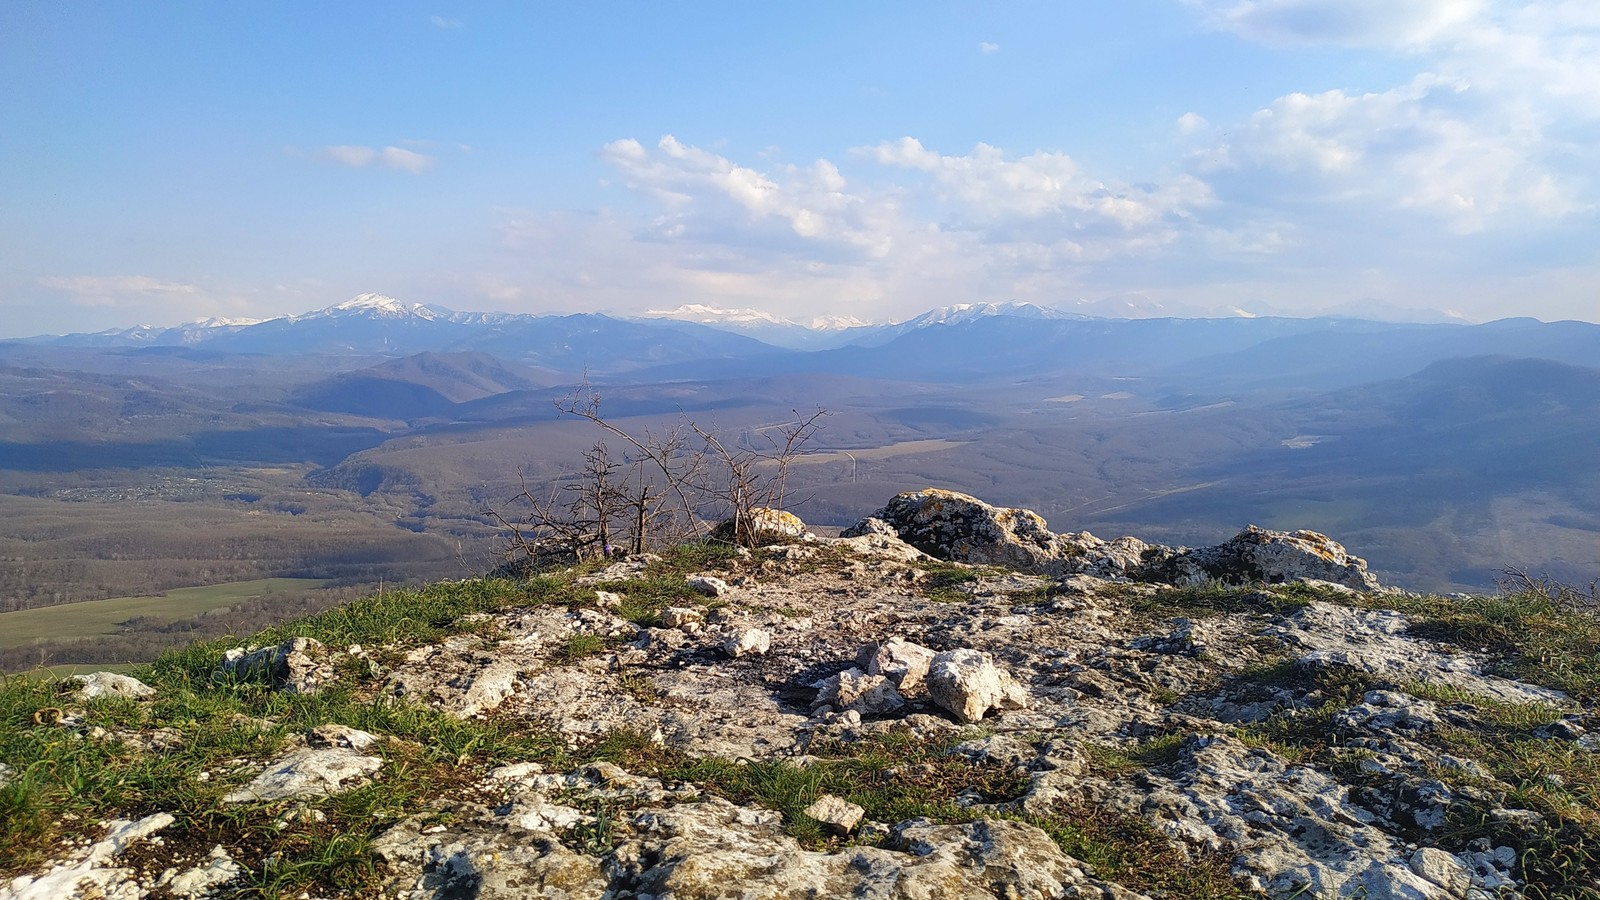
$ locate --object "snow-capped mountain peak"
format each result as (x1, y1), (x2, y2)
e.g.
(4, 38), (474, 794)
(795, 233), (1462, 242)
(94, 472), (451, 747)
(307, 293), (441, 321)
(808, 314), (870, 331)
(186, 316), (267, 328)
(644, 304), (796, 327)
(894, 301), (1075, 328)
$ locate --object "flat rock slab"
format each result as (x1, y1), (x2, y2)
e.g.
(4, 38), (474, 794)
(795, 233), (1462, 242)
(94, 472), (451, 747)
(0, 813), (173, 900)
(69, 672), (156, 701)
(1271, 602), (1569, 705)
(223, 747), (382, 803)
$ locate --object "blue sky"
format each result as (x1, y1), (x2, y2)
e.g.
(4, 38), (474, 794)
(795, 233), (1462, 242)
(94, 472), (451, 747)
(2, 0), (1596, 336)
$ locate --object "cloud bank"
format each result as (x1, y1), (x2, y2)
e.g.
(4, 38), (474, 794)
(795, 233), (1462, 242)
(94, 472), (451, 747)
(517, 2), (1596, 323)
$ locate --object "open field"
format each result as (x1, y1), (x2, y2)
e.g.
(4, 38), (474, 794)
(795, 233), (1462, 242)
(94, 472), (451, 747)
(17, 662), (139, 678)
(0, 578), (329, 649)
(784, 439), (970, 466)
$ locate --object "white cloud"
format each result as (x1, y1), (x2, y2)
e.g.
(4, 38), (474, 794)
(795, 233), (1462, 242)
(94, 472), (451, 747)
(318, 144), (436, 173)
(570, 134), (1237, 322)
(39, 275), (199, 298)
(34, 275), (219, 319)
(863, 136), (1212, 230)
(979, 41), (1000, 54)
(1197, 0), (1600, 117)
(429, 15), (462, 29)
(1185, 0), (1600, 234)
(1177, 112), (1209, 134)
(323, 145), (377, 168)
(1194, 0), (1483, 48)
(1202, 73), (1585, 232)
(380, 146), (434, 174)
(599, 134), (895, 258)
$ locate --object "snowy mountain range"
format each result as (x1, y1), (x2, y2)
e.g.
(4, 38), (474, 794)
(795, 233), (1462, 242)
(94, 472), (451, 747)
(638, 304), (869, 349)
(28, 294), (1112, 355)
(17, 293), (1580, 390)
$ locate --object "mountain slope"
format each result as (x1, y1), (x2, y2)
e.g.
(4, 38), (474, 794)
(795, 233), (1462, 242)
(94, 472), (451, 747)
(1077, 355), (1600, 587)
(1161, 317), (1600, 392)
(288, 351), (564, 419)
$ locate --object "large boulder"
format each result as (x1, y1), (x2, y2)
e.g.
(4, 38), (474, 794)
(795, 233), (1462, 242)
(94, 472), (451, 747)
(218, 637), (332, 694)
(1144, 525), (1380, 591)
(847, 489), (1082, 575)
(711, 507), (810, 545)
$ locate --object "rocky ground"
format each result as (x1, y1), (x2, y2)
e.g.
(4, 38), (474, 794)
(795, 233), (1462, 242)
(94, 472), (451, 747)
(2, 489), (1596, 899)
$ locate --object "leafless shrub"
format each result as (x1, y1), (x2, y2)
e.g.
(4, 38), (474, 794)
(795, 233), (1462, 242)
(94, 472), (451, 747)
(487, 380), (827, 565)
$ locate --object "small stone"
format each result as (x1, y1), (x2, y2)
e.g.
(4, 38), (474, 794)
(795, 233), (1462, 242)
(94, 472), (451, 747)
(304, 724), (379, 751)
(815, 668), (906, 717)
(804, 794), (865, 835)
(1410, 847), (1471, 894)
(1535, 718), (1586, 741)
(721, 627), (771, 658)
(1490, 808), (1545, 829)
(857, 638), (936, 692)
(660, 606), (704, 629)
(687, 575), (730, 597)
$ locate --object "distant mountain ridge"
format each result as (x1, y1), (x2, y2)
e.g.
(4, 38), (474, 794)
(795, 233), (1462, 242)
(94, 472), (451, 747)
(24, 295), (775, 374)
(637, 304), (870, 350)
(15, 294), (1600, 394)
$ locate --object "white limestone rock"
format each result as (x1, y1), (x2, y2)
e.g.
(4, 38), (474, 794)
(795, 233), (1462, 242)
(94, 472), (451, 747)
(223, 746), (382, 803)
(305, 723), (380, 751)
(217, 636), (332, 694)
(715, 507), (811, 543)
(0, 813), (173, 900)
(660, 606), (704, 629)
(857, 637), (936, 692)
(831, 516), (933, 563)
(848, 489), (1081, 575)
(926, 648), (1029, 723)
(155, 845), (243, 898)
(1104, 733), (1455, 898)
(374, 827), (607, 900)
(610, 795), (1142, 900)
(803, 794), (865, 835)
(720, 627), (771, 658)
(1271, 602), (1568, 705)
(687, 575), (731, 597)
(814, 667), (906, 717)
(1409, 847), (1473, 894)
(1147, 525), (1381, 591)
(68, 672), (156, 701)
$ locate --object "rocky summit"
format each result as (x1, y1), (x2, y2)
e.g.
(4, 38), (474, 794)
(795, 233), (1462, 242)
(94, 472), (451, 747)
(3, 489), (1596, 899)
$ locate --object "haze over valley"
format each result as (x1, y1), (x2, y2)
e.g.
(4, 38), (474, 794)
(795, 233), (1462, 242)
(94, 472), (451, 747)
(3, 294), (1598, 669)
